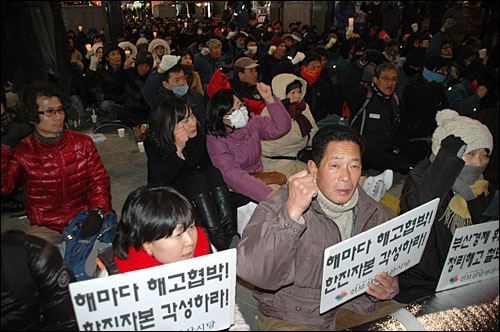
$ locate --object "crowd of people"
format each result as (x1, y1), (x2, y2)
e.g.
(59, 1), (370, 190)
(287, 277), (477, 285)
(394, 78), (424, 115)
(1, 1), (499, 330)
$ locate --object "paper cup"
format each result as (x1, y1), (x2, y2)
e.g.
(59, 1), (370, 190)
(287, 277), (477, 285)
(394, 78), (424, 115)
(91, 114), (97, 123)
(137, 142), (145, 152)
(117, 128), (125, 137)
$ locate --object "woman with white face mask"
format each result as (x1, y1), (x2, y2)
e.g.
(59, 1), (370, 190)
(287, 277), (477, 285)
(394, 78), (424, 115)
(205, 83), (292, 203)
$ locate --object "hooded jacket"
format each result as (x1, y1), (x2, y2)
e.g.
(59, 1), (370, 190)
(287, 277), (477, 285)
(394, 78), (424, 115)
(237, 184), (394, 330)
(148, 39), (171, 69)
(261, 74), (318, 172)
(1, 130), (111, 232)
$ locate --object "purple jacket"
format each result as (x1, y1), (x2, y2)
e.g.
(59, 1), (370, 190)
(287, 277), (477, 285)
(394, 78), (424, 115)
(206, 96), (291, 202)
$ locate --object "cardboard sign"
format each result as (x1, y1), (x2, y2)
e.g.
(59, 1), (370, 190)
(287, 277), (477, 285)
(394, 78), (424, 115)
(320, 198), (439, 313)
(69, 249), (237, 331)
(436, 220), (499, 292)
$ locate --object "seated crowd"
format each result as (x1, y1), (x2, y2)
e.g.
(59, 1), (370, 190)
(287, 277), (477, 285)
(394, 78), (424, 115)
(1, 1), (499, 330)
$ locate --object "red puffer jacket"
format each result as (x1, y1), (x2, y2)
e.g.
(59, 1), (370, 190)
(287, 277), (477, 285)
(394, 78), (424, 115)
(1, 130), (111, 232)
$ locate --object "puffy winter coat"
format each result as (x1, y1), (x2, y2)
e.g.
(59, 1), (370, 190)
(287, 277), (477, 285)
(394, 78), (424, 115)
(261, 74), (319, 173)
(1, 230), (77, 330)
(1, 130), (111, 232)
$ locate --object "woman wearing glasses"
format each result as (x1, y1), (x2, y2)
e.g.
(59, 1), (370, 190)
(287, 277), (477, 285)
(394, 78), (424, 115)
(205, 83), (291, 204)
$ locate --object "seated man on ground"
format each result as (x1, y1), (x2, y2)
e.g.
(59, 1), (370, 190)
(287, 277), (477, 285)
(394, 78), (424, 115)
(1, 81), (113, 244)
(237, 125), (401, 331)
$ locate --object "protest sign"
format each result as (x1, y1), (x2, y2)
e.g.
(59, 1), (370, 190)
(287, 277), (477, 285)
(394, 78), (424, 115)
(320, 198), (439, 314)
(69, 249), (237, 331)
(436, 220), (499, 292)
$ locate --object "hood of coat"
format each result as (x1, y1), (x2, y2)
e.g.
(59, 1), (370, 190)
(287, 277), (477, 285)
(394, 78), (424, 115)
(118, 41), (138, 59)
(271, 73), (307, 101)
(148, 39), (171, 61)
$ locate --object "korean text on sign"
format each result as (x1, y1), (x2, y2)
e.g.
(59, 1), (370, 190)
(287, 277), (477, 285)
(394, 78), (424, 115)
(69, 249), (237, 331)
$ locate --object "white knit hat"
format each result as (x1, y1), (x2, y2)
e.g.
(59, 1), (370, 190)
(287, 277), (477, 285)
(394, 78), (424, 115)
(159, 55), (180, 72)
(431, 109), (493, 156)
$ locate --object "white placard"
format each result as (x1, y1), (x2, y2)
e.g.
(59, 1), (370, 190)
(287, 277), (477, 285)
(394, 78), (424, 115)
(436, 220), (499, 292)
(320, 198), (439, 314)
(69, 249), (237, 331)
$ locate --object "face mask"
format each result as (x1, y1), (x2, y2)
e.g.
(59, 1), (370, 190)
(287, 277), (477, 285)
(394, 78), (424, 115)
(173, 84), (189, 96)
(166, 39), (172, 45)
(197, 30), (203, 35)
(236, 44), (244, 50)
(245, 46), (257, 55)
(267, 28), (272, 32)
(301, 66), (321, 85)
(422, 67), (446, 83)
(227, 106), (249, 129)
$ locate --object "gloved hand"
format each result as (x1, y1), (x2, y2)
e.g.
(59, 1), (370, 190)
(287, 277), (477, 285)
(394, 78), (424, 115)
(441, 134), (467, 158)
(200, 47), (210, 56)
(80, 209), (104, 238)
(443, 18), (456, 31)
(346, 27), (354, 40)
(268, 45), (276, 55)
(159, 55), (180, 72)
(227, 31), (237, 40)
(361, 49), (380, 65)
(291, 51), (305, 65)
(325, 37), (337, 49)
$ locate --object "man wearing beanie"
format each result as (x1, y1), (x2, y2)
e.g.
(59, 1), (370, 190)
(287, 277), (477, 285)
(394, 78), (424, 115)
(259, 37), (290, 85)
(395, 109), (496, 304)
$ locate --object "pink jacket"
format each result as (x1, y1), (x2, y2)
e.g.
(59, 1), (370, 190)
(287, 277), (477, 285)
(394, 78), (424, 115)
(206, 96), (291, 202)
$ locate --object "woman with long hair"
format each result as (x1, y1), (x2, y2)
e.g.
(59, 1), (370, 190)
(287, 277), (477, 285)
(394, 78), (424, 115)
(143, 97), (236, 251)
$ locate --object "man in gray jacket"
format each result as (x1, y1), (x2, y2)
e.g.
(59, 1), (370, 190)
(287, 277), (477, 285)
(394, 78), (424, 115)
(237, 125), (400, 330)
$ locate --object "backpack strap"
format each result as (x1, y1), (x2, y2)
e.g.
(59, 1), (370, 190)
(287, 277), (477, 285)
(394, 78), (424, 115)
(349, 87), (373, 135)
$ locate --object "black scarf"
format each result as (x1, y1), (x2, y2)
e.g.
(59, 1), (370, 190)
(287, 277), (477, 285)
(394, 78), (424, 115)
(371, 82), (392, 101)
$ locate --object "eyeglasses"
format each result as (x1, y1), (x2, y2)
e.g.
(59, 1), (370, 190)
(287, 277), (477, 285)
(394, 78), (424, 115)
(38, 106), (65, 117)
(379, 76), (398, 83)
